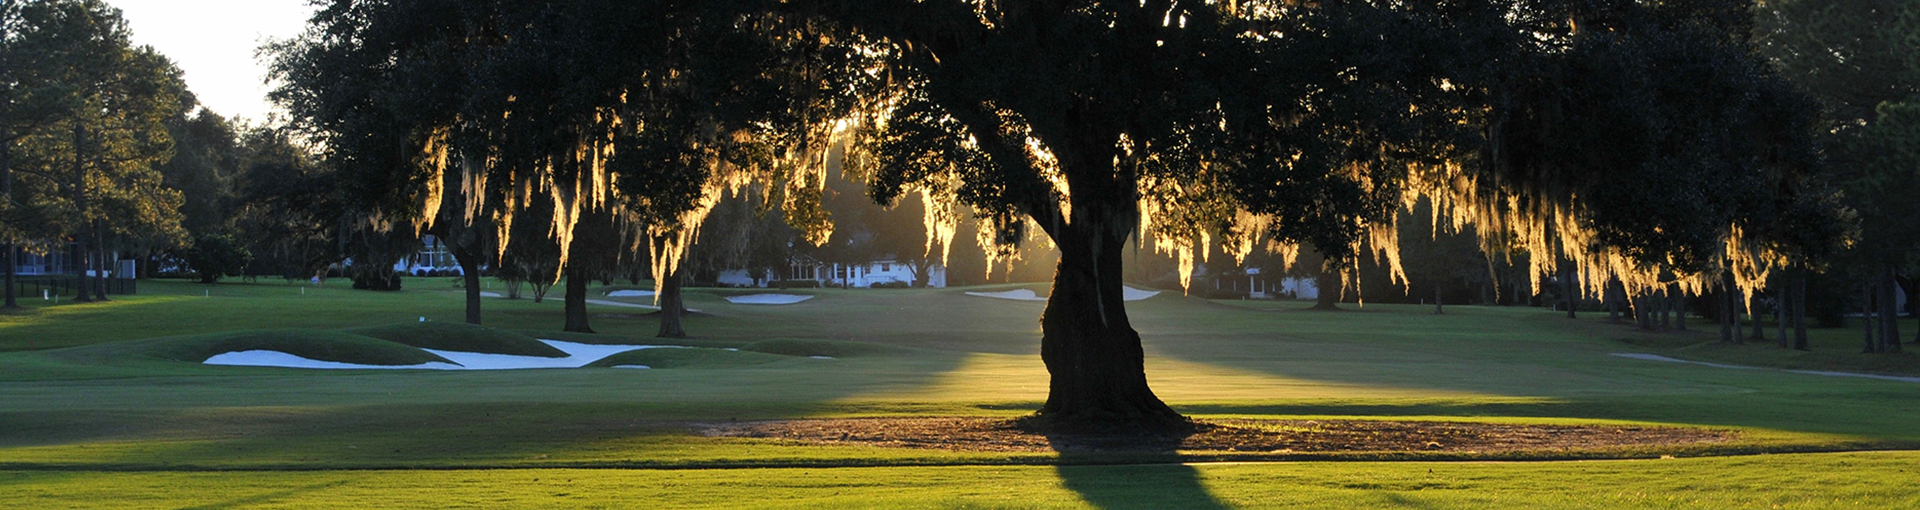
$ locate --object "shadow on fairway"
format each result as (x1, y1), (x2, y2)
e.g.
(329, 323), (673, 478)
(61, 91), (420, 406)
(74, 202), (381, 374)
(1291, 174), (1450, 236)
(1054, 463), (1229, 510)
(1046, 429), (1229, 510)
(173, 479), (353, 510)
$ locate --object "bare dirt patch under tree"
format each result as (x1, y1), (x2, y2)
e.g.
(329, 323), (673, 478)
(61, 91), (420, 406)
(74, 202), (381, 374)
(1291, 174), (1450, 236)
(697, 417), (1734, 454)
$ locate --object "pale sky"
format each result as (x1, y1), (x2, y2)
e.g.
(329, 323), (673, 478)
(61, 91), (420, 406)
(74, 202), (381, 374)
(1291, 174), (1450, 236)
(111, 0), (317, 124)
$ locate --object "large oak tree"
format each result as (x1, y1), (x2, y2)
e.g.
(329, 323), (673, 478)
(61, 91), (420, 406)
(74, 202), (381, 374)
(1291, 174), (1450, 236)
(275, 0), (1840, 430)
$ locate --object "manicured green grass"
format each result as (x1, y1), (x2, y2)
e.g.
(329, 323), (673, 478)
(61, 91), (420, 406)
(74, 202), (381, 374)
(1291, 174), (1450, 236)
(740, 337), (919, 358)
(349, 322), (567, 357)
(1, 278), (1918, 507)
(5, 451), (1918, 509)
(80, 329), (453, 366)
(587, 346), (797, 368)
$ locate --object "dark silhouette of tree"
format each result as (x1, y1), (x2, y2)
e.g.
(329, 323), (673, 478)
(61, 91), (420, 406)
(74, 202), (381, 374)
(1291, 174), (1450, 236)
(272, 0), (1842, 430)
(1761, 0), (1919, 351)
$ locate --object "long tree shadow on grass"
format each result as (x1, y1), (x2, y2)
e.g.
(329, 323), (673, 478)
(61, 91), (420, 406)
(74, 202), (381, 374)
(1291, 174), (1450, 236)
(1044, 427), (1229, 510)
(1055, 462), (1230, 510)
(172, 479), (354, 510)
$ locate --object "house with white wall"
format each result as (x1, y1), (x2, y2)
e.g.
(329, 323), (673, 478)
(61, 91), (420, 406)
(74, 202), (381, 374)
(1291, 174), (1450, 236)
(392, 235), (465, 276)
(718, 257), (948, 288)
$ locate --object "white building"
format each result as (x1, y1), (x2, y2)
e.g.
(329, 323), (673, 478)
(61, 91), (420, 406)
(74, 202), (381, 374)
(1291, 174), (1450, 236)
(718, 258), (947, 288)
(393, 235), (465, 276)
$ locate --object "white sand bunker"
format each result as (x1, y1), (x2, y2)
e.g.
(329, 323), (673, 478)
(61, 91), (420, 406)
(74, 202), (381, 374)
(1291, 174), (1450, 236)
(1611, 353), (1920, 383)
(965, 289), (1047, 301)
(204, 340), (685, 370)
(202, 351), (463, 370)
(724, 294), (814, 305)
(965, 286), (1161, 302)
(607, 290), (655, 298)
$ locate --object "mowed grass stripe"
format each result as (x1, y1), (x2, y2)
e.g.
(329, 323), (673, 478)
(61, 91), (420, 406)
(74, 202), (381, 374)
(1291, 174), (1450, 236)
(3, 451), (1918, 509)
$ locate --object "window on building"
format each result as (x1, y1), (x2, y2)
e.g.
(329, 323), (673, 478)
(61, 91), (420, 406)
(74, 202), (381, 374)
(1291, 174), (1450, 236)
(881, 263), (891, 272)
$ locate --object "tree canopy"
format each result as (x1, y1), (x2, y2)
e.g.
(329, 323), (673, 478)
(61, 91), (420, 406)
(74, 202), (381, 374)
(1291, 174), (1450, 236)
(272, 0), (1843, 428)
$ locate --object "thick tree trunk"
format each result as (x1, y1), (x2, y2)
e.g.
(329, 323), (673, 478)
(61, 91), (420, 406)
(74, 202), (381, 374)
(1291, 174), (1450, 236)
(450, 242), (484, 325)
(91, 225), (110, 301)
(1312, 263), (1341, 310)
(1792, 275), (1809, 350)
(71, 124), (93, 303)
(2, 140), (16, 310)
(1673, 286), (1687, 331)
(1037, 219), (1183, 431)
(1862, 285), (1877, 353)
(1659, 288), (1672, 329)
(1749, 292), (1765, 342)
(1728, 287), (1743, 343)
(657, 267), (687, 338)
(1880, 266), (1901, 353)
(563, 267), (593, 333)
(1776, 287), (1789, 349)
(1643, 295), (1658, 329)
(2, 243), (16, 309)
(1605, 280), (1621, 322)
(1433, 284), (1443, 315)
(74, 242), (93, 303)
(1723, 273), (1742, 344)
(1562, 267), (1577, 319)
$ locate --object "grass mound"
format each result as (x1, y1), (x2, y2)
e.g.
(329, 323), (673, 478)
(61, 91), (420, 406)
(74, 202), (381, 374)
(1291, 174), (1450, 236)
(348, 322), (566, 357)
(125, 329), (453, 366)
(527, 330), (742, 349)
(740, 338), (910, 358)
(586, 347), (792, 369)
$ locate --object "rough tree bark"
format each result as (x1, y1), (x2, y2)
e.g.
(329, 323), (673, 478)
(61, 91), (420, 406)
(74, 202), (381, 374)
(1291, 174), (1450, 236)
(1792, 275), (1809, 350)
(1659, 288), (1672, 328)
(1643, 295), (1658, 329)
(2, 243), (15, 309)
(1862, 285), (1877, 353)
(657, 266), (687, 338)
(1880, 266), (1901, 353)
(70, 125), (93, 303)
(563, 266), (593, 333)
(1776, 287), (1789, 349)
(1723, 273), (1742, 344)
(90, 224), (108, 301)
(74, 232), (93, 302)
(1035, 213), (1183, 431)
(1312, 261), (1341, 310)
(1561, 267), (1577, 319)
(1728, 291), (1743, 343)
(449, 240), (484, 325)
(2, 140), (16, 310)
(1673, 285), (1687, 331)
(1606, 280), (1621, 322)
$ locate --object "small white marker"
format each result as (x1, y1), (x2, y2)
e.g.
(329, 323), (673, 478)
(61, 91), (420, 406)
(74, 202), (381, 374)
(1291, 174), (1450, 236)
(419, 316), (427, 322)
